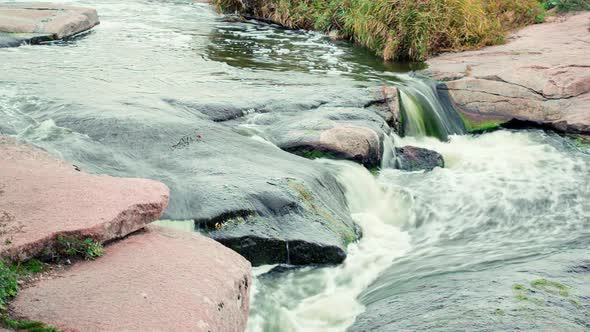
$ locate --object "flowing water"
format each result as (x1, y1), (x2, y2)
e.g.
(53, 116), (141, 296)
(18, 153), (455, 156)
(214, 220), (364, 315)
(1, 0), (589, 331)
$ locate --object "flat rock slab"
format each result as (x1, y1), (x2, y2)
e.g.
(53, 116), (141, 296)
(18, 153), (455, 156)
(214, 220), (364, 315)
(0, 3), (99, 47)
(11, 225), (252, 332)
(426, 12), (590, 134)
(0, 135), (169, 261)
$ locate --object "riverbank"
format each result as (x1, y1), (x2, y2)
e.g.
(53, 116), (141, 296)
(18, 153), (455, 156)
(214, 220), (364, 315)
(0, 135), (251, 331)
(213, 0), (545, 61)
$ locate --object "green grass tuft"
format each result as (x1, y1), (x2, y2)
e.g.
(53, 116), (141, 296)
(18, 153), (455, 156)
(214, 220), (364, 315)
(48, 235), (105, 261)
(0, 263), (18, 309)
(2, 314), (59, 332)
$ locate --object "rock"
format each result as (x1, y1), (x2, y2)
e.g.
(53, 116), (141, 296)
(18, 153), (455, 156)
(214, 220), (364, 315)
(247, 107), (390, 167)
(426, 12), (590, 135)
(15, 112), (359, 266)
(11, 225), (251, 332)
(0, 4), (99, 47)
(0, 135), (169, 261)
(374, 86), (402, 133)
(394, 146), (444, 171)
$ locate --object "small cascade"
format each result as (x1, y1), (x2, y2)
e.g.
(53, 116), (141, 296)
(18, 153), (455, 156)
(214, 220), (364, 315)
(380, 134), (396, 169)
(395, 74), (466, 140)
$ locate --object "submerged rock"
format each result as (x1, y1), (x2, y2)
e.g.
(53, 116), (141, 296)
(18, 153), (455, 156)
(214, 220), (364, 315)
(247, 107), (390, 167)
(395, 146), (444, 171)
(0, 135), (169, 261)
(12, 225), (251, 332)
(0, 3), (99, 47)
(427, 12), (590, 135)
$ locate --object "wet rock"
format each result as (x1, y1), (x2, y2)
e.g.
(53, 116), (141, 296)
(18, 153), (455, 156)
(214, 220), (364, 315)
(395, 146), (444, 171)
(247, 107), (390, 167)
(23, 108), (359, 266)
(0, 135), (169, 261)
(427, 12), (590, 135)
(0, 4), (99, 47)
(373, 86), (402, 133)
(12, 225), (251, 332)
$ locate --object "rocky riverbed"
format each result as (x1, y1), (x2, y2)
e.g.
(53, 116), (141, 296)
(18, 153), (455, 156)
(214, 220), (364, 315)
(0, 1), (589, 331)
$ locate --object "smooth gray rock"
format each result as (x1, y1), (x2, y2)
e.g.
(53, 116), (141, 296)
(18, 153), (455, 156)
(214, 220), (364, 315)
(395, 146), (444, 171)
(16, 106), (359, 266)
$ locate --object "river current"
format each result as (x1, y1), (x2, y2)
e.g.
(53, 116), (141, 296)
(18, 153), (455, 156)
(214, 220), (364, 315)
(1, 1), (588, 331)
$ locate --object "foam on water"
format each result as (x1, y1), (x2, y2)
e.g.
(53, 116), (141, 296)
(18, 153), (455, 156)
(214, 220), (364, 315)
(247, 160), (411, 332)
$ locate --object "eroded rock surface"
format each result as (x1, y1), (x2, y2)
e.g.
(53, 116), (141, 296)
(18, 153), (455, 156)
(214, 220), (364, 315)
(426, 12), (590, 134)
(12, 225), (251, 332)
(0, 135), (169, 261)
(0, 3), (99, 47)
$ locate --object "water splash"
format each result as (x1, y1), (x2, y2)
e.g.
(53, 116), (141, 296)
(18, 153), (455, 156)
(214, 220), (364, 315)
(246, 160), (411, 332)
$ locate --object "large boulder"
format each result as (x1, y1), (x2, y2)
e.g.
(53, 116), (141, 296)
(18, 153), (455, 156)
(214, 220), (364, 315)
(426, 12), (590, 135)
(246, 107), (390, 167)
(12, 225), (251, 332)
(0, 135), (169, 262)
(0, 3), (99, 47)
(14, 111), (359, 266)
(395, 146), (444, 171)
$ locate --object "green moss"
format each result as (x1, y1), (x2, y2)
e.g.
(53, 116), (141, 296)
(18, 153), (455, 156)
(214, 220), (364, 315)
(494, 308), (505, 315)
(513, 283), (525, 291)
(567, 134), (590, 149)
(287, 179), (357, 244)
(531, 278), (569, 297)
(458, 112), (502, 132)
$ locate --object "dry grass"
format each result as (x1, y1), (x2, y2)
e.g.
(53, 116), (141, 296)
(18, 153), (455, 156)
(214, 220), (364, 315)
(212, 0), (545, 61)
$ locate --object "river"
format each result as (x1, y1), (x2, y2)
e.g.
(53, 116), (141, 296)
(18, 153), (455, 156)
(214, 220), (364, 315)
(1, 0), (588, 331)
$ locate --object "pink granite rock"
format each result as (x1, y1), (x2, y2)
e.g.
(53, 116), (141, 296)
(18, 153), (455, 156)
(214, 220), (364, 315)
(0, 136), (169, 261)
(427, 12), (590, 134)
(12, 225), (251, 332)
(318, 125), (382, 165)
(0, 3), (99, 40)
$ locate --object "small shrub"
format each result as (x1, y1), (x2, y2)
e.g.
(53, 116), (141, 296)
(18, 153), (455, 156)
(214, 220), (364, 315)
(53, 235), (104, 261)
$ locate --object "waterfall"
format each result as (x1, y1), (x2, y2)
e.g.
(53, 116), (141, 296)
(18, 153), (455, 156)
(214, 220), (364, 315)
(395, 74), (466, 140)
